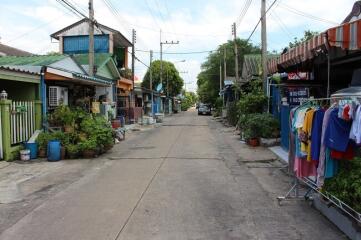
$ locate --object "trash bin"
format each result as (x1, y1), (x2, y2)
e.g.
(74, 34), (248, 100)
(24, 142), (38, 159)
(47, 140), (61, 162)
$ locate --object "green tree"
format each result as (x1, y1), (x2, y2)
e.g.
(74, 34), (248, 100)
(142, 60), (184, 97)
(181, 91), (198, 111)
(197, 39), (261, 105)
(289, 30), (319, 48)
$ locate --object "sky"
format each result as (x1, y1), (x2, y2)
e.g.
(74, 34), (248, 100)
(0, 0), (358, 92)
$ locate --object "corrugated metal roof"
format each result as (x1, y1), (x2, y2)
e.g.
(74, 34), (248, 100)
(72, 53), (112, 66)
(0, 55), (67, 66)
(0, 65), (40, 75)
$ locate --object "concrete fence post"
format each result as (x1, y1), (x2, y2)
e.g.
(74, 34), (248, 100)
(0, 100), (12, 161)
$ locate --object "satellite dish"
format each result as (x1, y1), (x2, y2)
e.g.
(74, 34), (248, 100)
(156, 83), (163, 92)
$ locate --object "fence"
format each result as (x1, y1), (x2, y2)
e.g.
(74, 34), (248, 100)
(10, 101), (36, 145)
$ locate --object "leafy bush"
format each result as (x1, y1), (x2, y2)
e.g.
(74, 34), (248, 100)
(226, 102), (240, 126)
(239, 113), (279, 139)
(79, 138), (98, 151)
(238, 93), (268, 115)
(323, 158), (361, 213)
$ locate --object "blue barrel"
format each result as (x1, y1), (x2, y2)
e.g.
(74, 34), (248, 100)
(24, 142), (38, 159)
(47, 140), (61, 161)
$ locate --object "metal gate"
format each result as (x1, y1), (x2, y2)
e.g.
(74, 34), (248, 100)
(280, 105), (291, 151)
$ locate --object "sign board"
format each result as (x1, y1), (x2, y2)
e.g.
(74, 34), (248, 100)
(285, 87), (309, 106)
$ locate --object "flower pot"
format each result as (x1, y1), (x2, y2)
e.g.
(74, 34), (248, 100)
(111, 119), (121, 129)
(64, 125), (74, 133)
(82, 150), (96, 158)
(248, 138), (260, 147)
(38, 148), (47, 158)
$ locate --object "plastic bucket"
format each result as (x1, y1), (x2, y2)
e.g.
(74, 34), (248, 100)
(20, 149), (31, 161)
(47, 140), (61, 162)
(24, 142), (38, 159)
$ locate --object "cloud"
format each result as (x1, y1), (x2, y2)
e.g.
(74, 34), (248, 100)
(0, 0), (357, 92)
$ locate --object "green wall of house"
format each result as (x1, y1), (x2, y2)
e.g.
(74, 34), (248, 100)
(0, 79), (39, 101)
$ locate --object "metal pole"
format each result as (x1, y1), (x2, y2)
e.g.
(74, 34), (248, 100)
(327, 53), (331, 98)
(88, 0), (94, 76)
(261, 0), (268, 94)
(233, 23), (239, 82)
(131, 29), (136, 123)
(219, 56), (222, 95)
(223, 46), (227, 107)
(150, 50), (154, 117)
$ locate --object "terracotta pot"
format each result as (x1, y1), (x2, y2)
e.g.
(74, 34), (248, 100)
(111, 119), (121, 129)
(38, 148), (47, 158)
(64, 125), (74, 133)
(83, 150), (96, 158)
(248, 138), (260, 147)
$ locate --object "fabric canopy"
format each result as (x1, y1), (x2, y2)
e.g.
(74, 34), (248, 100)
(268, 18), (361, 74)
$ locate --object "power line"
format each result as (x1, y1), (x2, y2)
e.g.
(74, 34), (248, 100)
(136, 49), (216, 55)
(144, 0), (162, 29)
(56, 0), (87, 18)
(246, 0), (278, 43)
(236, 0), (252, 27)
(5, 13), (67, 44)
(277, 2), (338, 25)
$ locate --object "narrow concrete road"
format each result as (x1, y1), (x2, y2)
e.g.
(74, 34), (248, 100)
(0, 110), (346, 240)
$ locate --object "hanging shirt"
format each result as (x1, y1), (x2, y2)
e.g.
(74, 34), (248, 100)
(350, 105), (361, 144)
(324, 108), (352, 152)
(311, 109), (325, 162)
(317, 106), (335, 187)
(324, 148), (339, 178)
(301, 108), (316, 161)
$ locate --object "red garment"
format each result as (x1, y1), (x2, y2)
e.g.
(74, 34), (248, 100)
(342, 105), (351, 121)
(330, 144), (355, 160)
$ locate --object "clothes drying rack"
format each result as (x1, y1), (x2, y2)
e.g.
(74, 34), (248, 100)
(277, 95), (361, 224)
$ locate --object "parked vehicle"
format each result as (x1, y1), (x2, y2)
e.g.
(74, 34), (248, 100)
(198, 103), (211, 115)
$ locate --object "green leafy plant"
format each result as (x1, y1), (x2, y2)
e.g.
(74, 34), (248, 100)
(66, 144), (79, 157)
(79, 138), (98, 151)
(50, 105), (75, 126)
(239, 113), (279, 139)
(36, 132), (51, 150)
(323, 158), (361, 213)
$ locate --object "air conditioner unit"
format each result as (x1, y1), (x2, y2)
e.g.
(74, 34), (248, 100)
(48, 86), (68, 107)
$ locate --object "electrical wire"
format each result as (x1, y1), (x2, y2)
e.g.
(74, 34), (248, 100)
(246, 0), (278, 43)
(277, 2), (338, 25)
(236, 0), (252, 27)
(56, 0), (87, 18)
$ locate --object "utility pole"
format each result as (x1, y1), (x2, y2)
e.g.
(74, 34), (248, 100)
(88, 0), (94, 76)
(261, 0), (268, 93)
(160, 30), (179, 114)
(232, 23), (239, 82)
(223, 46), (227, 107)
(219, 55), (222, 96)
(150, 50), (154, 117)
(130, 29), (136, 123)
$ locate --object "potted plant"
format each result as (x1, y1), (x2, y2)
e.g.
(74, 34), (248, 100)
(36, 132), (50, 158)
(66, 144), (79, 159)
(79, 138), (98, 158)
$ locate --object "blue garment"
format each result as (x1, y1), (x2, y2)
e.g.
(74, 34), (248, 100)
(310, 109), (325, 161)
(324, 148), (339, 178)
(324, 108), (352, 152)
